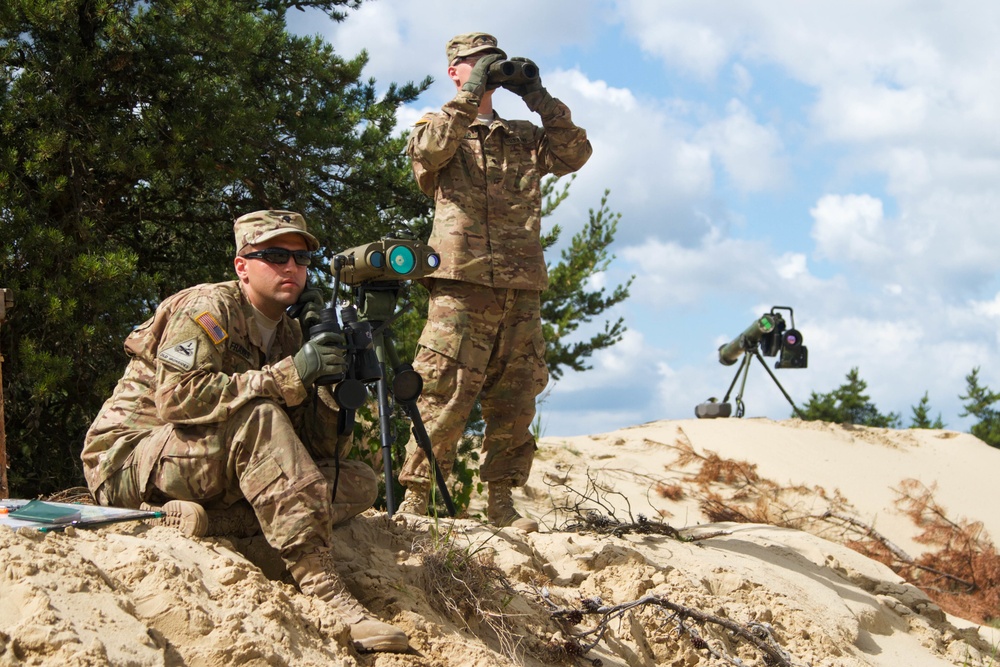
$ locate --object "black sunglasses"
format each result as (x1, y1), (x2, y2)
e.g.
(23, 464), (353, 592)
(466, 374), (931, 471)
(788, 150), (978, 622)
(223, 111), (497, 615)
(241, 248), (313, 267)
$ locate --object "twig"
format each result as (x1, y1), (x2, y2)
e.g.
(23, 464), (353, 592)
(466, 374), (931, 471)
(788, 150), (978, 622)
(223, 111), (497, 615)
(819, 511), (977, 591)
(549, 593), (797, 667)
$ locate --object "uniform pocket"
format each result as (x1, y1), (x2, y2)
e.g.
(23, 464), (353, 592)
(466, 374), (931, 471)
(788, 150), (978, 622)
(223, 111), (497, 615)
(241, 457), (283, 503)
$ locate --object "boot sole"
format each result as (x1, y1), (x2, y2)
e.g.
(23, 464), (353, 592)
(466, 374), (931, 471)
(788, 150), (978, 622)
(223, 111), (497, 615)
(354, 635), (411, 653)
(140, 501), (208, 537)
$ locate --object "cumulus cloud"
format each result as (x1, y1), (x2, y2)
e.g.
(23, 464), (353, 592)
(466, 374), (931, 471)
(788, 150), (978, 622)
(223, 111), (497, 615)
(695, 99), (788, 192)
(810, 194), (890, 265)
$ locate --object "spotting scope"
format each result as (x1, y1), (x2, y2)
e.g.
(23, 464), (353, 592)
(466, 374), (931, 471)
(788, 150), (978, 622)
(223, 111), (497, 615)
(335, 233), (440, 286)
(696, 306), (808, 420)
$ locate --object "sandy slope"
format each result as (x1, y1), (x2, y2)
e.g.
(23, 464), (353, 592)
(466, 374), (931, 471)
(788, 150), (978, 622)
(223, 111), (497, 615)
(1, 418), (997, 666)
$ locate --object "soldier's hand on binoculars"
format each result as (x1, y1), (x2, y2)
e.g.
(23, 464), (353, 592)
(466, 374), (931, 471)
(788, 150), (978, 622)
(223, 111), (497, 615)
(293, 288), (324, 331)
(293, 331), (347, 387)
(462, 53), (504, 99)
(504, 57), (544, 97)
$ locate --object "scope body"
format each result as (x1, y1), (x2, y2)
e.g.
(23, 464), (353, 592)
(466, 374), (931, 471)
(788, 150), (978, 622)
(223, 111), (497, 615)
(336, 238), (440, 286)
(718, 314), (776, 365)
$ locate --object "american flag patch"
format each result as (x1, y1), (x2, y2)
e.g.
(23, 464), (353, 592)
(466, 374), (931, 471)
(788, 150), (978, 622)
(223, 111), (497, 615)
(195, 311), (228, 344)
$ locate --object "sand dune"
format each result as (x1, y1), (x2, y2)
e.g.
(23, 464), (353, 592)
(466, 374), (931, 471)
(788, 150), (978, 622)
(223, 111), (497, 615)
(1, 418), (997, 666)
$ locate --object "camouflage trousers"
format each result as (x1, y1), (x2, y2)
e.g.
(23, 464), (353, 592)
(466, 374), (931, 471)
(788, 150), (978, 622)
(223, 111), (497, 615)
(96, 398), (377, 559)
(398, 280), (549, 488)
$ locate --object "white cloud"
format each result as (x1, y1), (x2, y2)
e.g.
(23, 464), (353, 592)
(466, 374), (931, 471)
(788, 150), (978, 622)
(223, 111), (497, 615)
(810, 194), (889, 265)
(534, 69), (717, 246)
(695, 99), (788, 192)
(813, 84), (930, 143)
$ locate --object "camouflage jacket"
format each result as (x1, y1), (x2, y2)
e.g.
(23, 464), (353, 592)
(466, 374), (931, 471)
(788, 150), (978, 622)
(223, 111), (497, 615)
(408, 89), (592, 290)
(82, 281), (315, 492)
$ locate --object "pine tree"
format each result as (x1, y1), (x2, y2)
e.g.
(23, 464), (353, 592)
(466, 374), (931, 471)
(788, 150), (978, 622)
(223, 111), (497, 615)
(1, 0), (429, 495)
(959, 367), (1000, 448)
(909, 392), (945, 429)
(1, 1), (635, 495)
(798, 367), (901, 428)
(539, 182), (634, 380)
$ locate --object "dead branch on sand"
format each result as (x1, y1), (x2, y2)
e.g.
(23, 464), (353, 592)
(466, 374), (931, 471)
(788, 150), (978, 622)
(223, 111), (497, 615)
(539, 589), (800, 667)
(545, 469), (724, 542)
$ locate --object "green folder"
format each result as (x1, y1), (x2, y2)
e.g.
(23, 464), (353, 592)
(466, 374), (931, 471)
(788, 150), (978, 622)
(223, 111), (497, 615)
(9, 499), (83, 524)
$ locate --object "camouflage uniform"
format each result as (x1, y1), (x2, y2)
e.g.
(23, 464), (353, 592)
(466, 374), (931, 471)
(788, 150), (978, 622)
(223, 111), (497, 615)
(83, 279), (376, 558)
(399, 43), (592, 488)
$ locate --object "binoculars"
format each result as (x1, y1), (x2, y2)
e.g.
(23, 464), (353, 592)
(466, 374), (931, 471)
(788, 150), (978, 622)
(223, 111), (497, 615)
(487, 59), (538, 89)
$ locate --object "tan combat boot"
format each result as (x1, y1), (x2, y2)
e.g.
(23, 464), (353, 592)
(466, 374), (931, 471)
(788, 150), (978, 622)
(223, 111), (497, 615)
(140, 500), (209, 537)
(487, 481), (539, 532)
(205, 502), (260, 538)
(290, 550), (409, 653)
(395, 480), (430, 516)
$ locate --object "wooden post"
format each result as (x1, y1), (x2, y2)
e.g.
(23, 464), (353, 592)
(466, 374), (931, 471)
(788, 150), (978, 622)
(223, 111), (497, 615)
(0, 288), (11, 499)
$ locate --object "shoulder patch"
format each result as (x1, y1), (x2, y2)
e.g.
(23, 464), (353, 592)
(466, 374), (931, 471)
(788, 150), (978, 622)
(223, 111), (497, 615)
(195, 311), (228, 344)
(414, 118), (430, 126)
(158, 338), (198, 371)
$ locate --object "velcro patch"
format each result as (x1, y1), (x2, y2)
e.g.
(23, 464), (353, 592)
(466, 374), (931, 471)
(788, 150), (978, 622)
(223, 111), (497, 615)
(195, 311), (228, 344)
(158, 338), (198, 371)
(228, 340), (253, 362)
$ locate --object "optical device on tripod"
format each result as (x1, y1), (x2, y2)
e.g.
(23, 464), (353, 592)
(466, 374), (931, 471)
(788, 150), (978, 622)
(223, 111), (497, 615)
(305, 231), (452, 517)
(696, 306), (807, 419)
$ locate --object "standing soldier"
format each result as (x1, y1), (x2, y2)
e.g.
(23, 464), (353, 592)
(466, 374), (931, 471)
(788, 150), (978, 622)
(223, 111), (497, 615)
(82, 210), (409, 653)
(397, 33), (593, 530)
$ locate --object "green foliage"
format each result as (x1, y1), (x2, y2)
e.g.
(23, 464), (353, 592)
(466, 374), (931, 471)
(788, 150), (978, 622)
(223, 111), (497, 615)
(1, 0), (430, 495)
(539, 180), (634, 380)
(959, 367), (1000, 448)
(798, 367), (902, 428)
(909, 391), (945, 430)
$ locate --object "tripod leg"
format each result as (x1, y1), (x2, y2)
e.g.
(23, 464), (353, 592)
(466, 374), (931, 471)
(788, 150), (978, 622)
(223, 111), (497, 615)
(723, 355), (753, 418)
(399, 400), (456, 517)
(376, 368), (397, 516)
(752, 350), (805, 418)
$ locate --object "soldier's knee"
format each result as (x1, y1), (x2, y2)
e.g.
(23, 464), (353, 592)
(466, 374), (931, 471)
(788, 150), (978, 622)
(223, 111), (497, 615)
(233, 398), (290, 425)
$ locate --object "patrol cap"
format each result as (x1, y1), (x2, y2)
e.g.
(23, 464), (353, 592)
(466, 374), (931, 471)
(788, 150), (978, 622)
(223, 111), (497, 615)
(446, 32), (506, 65)
(233, 210), (320, 252)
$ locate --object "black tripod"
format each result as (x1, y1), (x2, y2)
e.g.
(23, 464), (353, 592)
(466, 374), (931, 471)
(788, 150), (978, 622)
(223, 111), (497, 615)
(342, 280), (455, 518)
(721, 343), (805, 419)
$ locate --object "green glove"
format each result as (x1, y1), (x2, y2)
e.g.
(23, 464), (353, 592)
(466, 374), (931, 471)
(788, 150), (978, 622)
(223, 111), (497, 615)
(502, 57), (544, 97)
(293, 331), (347, 387)
(292, 288), (324, 332)
(462, 53), (504, 99)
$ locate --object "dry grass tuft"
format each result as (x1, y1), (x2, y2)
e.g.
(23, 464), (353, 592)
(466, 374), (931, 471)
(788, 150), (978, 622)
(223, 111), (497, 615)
(655, 482), (685, 501)
(417, 538), (526, 660)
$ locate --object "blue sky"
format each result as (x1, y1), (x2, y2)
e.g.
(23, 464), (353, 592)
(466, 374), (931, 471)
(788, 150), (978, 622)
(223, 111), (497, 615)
(289, 1), (1000, 437)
